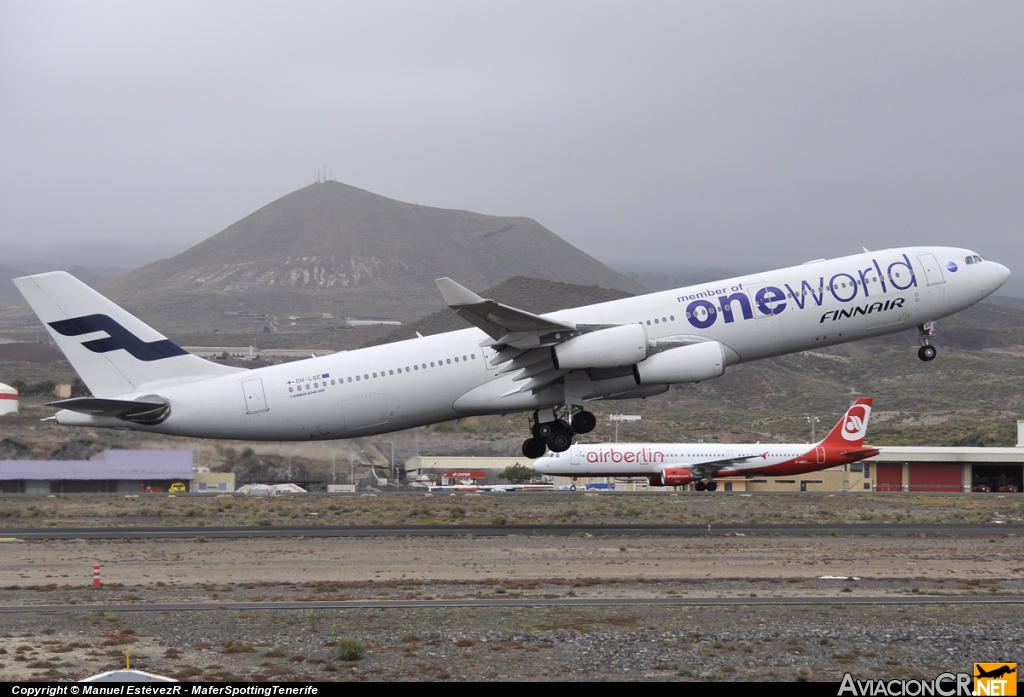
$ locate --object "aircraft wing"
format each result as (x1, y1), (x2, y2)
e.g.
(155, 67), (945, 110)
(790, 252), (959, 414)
(693, 454), (765, 470)
(435, 277), (580, 343)
(437, 277), (619, 394)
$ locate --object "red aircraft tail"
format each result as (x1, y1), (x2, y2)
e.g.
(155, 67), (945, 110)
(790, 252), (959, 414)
(819, 398), (873, 449)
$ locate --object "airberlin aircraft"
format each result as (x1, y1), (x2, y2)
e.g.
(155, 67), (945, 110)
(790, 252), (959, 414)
(532, 399), (877, 490)
(14, 247), (1008, 458)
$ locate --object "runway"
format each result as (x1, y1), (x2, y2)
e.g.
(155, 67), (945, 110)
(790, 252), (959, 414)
(4, 522), (1022, 540)
(3, 595), (1023, 613)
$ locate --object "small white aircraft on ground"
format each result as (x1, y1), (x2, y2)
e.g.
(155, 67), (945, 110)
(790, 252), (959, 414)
(14, 247), (1008, 457)
(532, 398), (877, 490)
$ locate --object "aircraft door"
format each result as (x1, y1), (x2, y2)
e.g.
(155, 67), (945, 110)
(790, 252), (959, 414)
(570, 448), (580, 466)
(242, 378), (269, 414)
(917, 253), (946, 285)
(815, 447), (825, 464)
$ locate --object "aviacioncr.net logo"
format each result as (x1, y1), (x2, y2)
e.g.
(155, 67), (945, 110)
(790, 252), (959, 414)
(842, 405), (870, 441)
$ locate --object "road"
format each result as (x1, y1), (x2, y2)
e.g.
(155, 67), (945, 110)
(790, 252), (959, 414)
(3, 522), (1022, 540)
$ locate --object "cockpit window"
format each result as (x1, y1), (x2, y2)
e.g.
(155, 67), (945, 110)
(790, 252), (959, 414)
(974, 255), (983, 263)
(965, 256), (974, 265)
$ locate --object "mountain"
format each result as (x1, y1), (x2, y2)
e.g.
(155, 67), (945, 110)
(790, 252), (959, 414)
(101, 182), (648, 328)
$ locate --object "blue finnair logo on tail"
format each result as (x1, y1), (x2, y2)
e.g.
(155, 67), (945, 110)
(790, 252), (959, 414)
(48, 314), (188, 362)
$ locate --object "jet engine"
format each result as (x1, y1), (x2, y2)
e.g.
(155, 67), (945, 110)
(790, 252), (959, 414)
(632, 341), (725, 385)
(653, 468), (693, 487)
(552, 324), (648, 370)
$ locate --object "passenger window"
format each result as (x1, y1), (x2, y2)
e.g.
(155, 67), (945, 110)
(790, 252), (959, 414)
(422, 363), (426, 369)
(447, 359), (451, 364)
(470, 354), (475, 359)
(654, 318), (659, 324)
(389, 370), (394, 375)
(670, 315), (674, 321)
(462, 356), (466, 362)
(455, 357), (459, 362)
(331, 380), (336, 385)
(430, 362), (435, 367)
(372, 372), (377, 378)
(364, 374), (368, 380)
(288, 387), (293, 393)
(646, 320), (651, 325)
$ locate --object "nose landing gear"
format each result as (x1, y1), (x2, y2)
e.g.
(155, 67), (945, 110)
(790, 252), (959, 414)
(917, 322), (937, 362)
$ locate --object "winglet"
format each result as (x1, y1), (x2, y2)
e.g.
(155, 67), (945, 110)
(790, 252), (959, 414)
(436, 278), (484, 307)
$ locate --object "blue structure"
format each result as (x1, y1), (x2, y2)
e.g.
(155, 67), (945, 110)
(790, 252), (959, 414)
(0, 449), (193, 494)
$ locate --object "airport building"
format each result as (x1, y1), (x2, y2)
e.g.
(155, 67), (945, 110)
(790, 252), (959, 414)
(0, 450), (235, 494)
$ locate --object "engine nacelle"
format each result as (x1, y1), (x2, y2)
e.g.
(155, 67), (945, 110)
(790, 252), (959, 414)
(653, 468), (693, 487)
(552, 324), (648, 370)
(632, 341), (725, 385)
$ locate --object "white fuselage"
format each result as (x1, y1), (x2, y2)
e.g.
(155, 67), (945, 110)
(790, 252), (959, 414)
(61, 247), (1008, 440)
(533, 442), (823, 478)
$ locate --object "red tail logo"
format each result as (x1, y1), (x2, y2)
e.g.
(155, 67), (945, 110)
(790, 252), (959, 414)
(822, 398), (872, 445)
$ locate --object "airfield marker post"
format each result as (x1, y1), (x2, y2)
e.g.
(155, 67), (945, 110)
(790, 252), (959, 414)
(92, 564), (101, 588)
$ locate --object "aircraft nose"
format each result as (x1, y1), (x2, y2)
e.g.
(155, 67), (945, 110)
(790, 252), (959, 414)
(532, 458), (552, 473)
(992, 262), (1011, 287)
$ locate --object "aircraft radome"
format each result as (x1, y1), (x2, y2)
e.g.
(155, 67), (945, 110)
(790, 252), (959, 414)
(14, 246), (1009, 458)
(532, 398), (878, 490)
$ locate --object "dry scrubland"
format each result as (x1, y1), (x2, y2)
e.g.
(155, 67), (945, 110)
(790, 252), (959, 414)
(1, 491), (1024, 528)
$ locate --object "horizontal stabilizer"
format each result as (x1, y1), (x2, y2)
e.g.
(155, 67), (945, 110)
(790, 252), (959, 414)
(49, 397), (170, 425)
(840, 448), (879, 459)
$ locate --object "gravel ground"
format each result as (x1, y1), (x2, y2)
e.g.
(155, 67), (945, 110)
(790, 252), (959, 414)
(0, 603), (1020, 682)
(0, 531), (1022, 682)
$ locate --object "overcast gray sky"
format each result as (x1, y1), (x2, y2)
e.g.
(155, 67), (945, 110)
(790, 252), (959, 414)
(1, 1), (1022, 286)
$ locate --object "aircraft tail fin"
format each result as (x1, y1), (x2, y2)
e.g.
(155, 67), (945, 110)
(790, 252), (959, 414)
(819, 398), (873, 448)
(14, 272), (242, 398)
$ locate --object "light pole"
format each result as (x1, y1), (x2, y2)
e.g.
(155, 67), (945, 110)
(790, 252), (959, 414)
(609, 414), (641, 442)
(807, 416), (820, 443)
(349, 450), (365, 486)
(382, 441), (395, 480)
(331, 450), (346, 485)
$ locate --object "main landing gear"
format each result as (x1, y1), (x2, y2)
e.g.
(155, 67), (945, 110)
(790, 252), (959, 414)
(521, 406), (597, 458)
(917, 322), (937, 362)
(693, 480), (718, 492)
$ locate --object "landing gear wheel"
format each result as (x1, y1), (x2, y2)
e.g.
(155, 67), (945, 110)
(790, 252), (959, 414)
(569, 484), (576, 491)
(572, 411), (597, 435)
(706, 481), (718, 492)
(918, 345), (937, 361)
(694, 481), (707, 492)
(522, 437), (546, 459)
(534, 422), (555, 439)
(546, 430), (572, 453)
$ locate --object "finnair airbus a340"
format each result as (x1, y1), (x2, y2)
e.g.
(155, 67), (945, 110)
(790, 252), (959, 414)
(14, 247), (1008, 458)
(533, 398), (877, 490)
